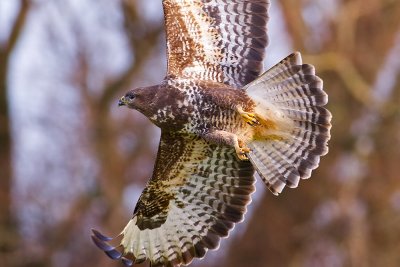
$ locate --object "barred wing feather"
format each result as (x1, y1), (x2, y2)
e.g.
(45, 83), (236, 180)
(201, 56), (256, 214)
(163, 0), (270, 87)
(92, 131), (255, 266)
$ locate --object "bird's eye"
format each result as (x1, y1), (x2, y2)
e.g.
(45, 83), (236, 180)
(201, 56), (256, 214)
(127, 94), (135, 100)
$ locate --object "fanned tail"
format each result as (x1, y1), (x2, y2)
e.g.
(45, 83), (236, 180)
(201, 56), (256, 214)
(245, 52), (332, 195)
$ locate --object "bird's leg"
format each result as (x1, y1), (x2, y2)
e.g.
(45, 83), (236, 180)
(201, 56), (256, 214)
(236, 105), (259, 126)
(200, 130), (250, 160)
(237, 139), (250, 160)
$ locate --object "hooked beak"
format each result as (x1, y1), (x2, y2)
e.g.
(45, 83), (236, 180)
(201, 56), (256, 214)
(118, 96), (126, 107)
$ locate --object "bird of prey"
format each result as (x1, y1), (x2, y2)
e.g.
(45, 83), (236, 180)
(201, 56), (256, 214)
(91, 0), (332, 266)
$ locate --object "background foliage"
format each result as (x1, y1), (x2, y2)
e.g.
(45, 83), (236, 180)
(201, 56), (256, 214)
(1, 0), (399, 266)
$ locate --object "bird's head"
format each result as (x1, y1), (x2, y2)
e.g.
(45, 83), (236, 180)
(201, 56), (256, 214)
(118, 86), (158, 116)
(118, 91), (136, 108)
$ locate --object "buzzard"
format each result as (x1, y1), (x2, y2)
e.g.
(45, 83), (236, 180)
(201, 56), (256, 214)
(91, 0), (332, 266)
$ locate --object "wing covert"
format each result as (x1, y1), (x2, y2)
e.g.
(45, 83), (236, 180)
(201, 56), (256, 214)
(163, 0), (270, 87)
(92, 131), (255, 266)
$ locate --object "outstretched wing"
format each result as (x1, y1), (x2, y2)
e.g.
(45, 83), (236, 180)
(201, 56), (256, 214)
(92, 131), (255, 266)
(163, 0), (270, 87)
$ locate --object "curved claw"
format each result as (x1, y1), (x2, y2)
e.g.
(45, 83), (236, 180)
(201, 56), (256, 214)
(236, 106), (260, 126)
(235, 140), (250, 160)
(244, 113), (260, 126)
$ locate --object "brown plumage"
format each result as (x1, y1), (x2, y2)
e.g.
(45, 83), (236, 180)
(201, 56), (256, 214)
(92, 1), (331, 266)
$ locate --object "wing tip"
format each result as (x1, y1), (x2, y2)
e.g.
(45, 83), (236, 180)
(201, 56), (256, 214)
(91, 234), (121, 259)
(290, 51), (303, 65)
(91, 229), (134, 266)
(91, 228), (113, 241)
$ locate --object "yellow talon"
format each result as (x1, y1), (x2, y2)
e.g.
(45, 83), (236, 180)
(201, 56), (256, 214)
(236, 139), (250, 160)
(236, 106), (260, 126)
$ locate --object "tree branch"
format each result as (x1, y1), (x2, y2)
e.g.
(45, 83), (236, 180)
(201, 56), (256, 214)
(0, 1), (32, 266)
(2, 0), (31, 55)
(98, 2), (164, 109)
(304, 52), (373, 107)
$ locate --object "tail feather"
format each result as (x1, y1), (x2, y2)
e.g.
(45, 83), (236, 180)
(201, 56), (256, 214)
(246, 52), (331, 195)
(265, 77), (326, 107)
(264, 145), (301, 187)
(266, 62), (316, 82)
(251, 142), (299, 184)
(248, 145), (287, 194)
(281, 106), (331, 125)
(246, 52), (303, 86)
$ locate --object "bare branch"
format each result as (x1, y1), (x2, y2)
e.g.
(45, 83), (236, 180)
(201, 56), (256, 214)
(279, 0), (309, 50)
(0, 1), (32, 266)
(98, 2), (164, 109)
(2, 0), (32, 55)
(304, 52), (372, 107)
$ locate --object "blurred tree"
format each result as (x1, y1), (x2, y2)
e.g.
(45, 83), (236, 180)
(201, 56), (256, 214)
(2, 1), (163, 266)
(41, 2), (162, 262)
(0, 0), (31, 266)
(23, 1), (164, 266)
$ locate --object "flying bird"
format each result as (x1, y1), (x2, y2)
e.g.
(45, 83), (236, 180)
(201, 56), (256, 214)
(91, 0), (332, 266)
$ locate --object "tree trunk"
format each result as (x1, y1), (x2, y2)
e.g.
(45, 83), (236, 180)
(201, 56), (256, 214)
(0, 1), (31, 265)
(0, 49), (19, 267)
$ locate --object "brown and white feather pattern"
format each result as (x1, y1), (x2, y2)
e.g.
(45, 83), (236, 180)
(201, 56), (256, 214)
(163, 0), (269, 87)
(164, 78), (253, 137)
(92, 1), (332, 265)
(92, 131), (255, 266)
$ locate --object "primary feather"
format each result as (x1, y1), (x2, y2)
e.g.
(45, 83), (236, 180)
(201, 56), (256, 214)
(93, 132), (255, 266)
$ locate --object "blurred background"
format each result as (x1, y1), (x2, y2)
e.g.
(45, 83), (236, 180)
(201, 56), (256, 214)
(1, 0), (399, 266)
